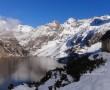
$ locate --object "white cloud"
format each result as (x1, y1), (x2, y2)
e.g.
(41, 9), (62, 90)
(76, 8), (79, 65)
(0, 16), (20, 31)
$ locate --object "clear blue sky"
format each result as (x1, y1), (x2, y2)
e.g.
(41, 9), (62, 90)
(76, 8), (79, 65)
(0, 0), (109, 27)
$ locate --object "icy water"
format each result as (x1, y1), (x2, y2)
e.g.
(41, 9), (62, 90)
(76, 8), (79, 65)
(0, 56), (60, 90)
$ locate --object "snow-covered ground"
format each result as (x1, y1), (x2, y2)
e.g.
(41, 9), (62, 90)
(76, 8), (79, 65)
(12, 84), (36, 90)
(60, 52), (110, 90)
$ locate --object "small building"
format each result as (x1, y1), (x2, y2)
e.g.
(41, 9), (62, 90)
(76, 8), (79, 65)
(101, 30), (110, 52)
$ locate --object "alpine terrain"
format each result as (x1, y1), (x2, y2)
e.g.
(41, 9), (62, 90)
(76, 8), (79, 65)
(0, 15), (110, 90)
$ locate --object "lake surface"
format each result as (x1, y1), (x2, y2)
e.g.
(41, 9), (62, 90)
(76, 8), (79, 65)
(0, 56), (60, 90)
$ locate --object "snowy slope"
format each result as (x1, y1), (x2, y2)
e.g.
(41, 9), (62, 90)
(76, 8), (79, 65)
(60, 52), (110, 90)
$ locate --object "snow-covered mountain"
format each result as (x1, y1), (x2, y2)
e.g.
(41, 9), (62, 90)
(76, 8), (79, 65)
(13, 15), (110, 58)
(1, 15), (110, 90)
(1, 15), (110, 58)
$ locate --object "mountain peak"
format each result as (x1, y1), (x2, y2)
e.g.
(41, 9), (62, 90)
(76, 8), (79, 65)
(48, 20), (60, 29)
(66, 18), (77, 24)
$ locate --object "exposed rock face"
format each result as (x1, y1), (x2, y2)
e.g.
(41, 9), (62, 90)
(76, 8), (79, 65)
(88, 32), (103, 46)
(0, 38), (29, 58)
(101, 30), (110, 52)
(48, 20), (61, 30)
